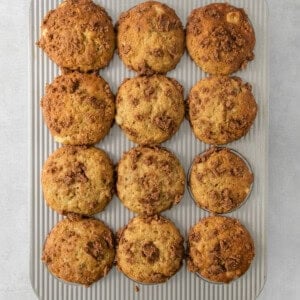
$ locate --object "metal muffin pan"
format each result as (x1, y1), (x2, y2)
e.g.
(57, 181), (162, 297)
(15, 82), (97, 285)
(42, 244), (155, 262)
(29, 0), (269, 299)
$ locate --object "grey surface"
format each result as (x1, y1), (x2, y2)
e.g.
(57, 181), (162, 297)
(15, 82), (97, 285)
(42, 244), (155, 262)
(0, 0), (299, 299)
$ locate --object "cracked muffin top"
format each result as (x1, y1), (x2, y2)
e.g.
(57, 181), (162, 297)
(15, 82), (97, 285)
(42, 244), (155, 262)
(117, 1), (185, 75)
(188, 76), (257, 145)
(42, 216), (115, 286)
(186, 3), (255, 75)
(116, 75), (184, 145)
(37, 0), (115, 72)
(116, 215), (184, 284)
(189, 147), (253, 214)
(41, 72), (115, 145)
(187, 215), (255, 283)
(41, 146), (114, 216)
(117, 146), (185, 215)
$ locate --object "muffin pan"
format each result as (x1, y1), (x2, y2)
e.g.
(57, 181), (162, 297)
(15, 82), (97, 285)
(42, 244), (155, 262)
(29, 0), (268, 299)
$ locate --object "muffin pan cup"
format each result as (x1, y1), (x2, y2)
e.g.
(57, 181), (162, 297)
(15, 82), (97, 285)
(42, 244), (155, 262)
(187, 147), (254, 215)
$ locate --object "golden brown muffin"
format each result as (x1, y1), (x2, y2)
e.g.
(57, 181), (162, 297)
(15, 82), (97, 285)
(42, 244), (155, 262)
(41, 72), (115, 145)
(116, 75), (184, 145)
(117, 146), (185, 215)
(117, 1), (185, 75)
(189, 147), (253, 214)
(188, 76), (257, 145)
(187, 216), (255, 283)
(116, 215), (184, 284)
(41, 146), (114, 216)
(186, 3), (255, 75)
(37, 0), (115, 72)
(42, 216), (115, 286)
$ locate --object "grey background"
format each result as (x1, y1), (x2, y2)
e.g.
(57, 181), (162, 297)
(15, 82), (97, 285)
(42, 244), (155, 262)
(0, 0), (299, 299)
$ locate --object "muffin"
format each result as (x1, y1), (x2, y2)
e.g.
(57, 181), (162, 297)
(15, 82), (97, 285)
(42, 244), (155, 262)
(117, 1), (184, 75)
(41, 146), (114, 216)
(116, 75), (184, 145)
(187, 216), (255, 283)
(37, 0), (115, 72)
(189, 147), (253, 214)
(41, 72), (115, 145)
(117, 146), (185, 215)
(188, 76), (257, 145)
(42, 216), (115, 286)
(116, 215), (184, 284)
(186, 3), (255, 75)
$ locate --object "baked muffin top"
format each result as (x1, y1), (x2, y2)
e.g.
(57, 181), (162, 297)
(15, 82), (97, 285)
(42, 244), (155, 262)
(116, 215), (184, 284)
(117, 1), (185, 75)
(41, 72), (115, 145)
(117, 146), (185, 215)
(186, 3), (255, 75)
(42, 146), (114, 216)
(187, 216), (255, 283)
(42, 216), (115, 286)
(116, 75), (184, 145)
(188, 76), (257, 145)
(189, 147), (253, 214)
(37, 0), (115, 72)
